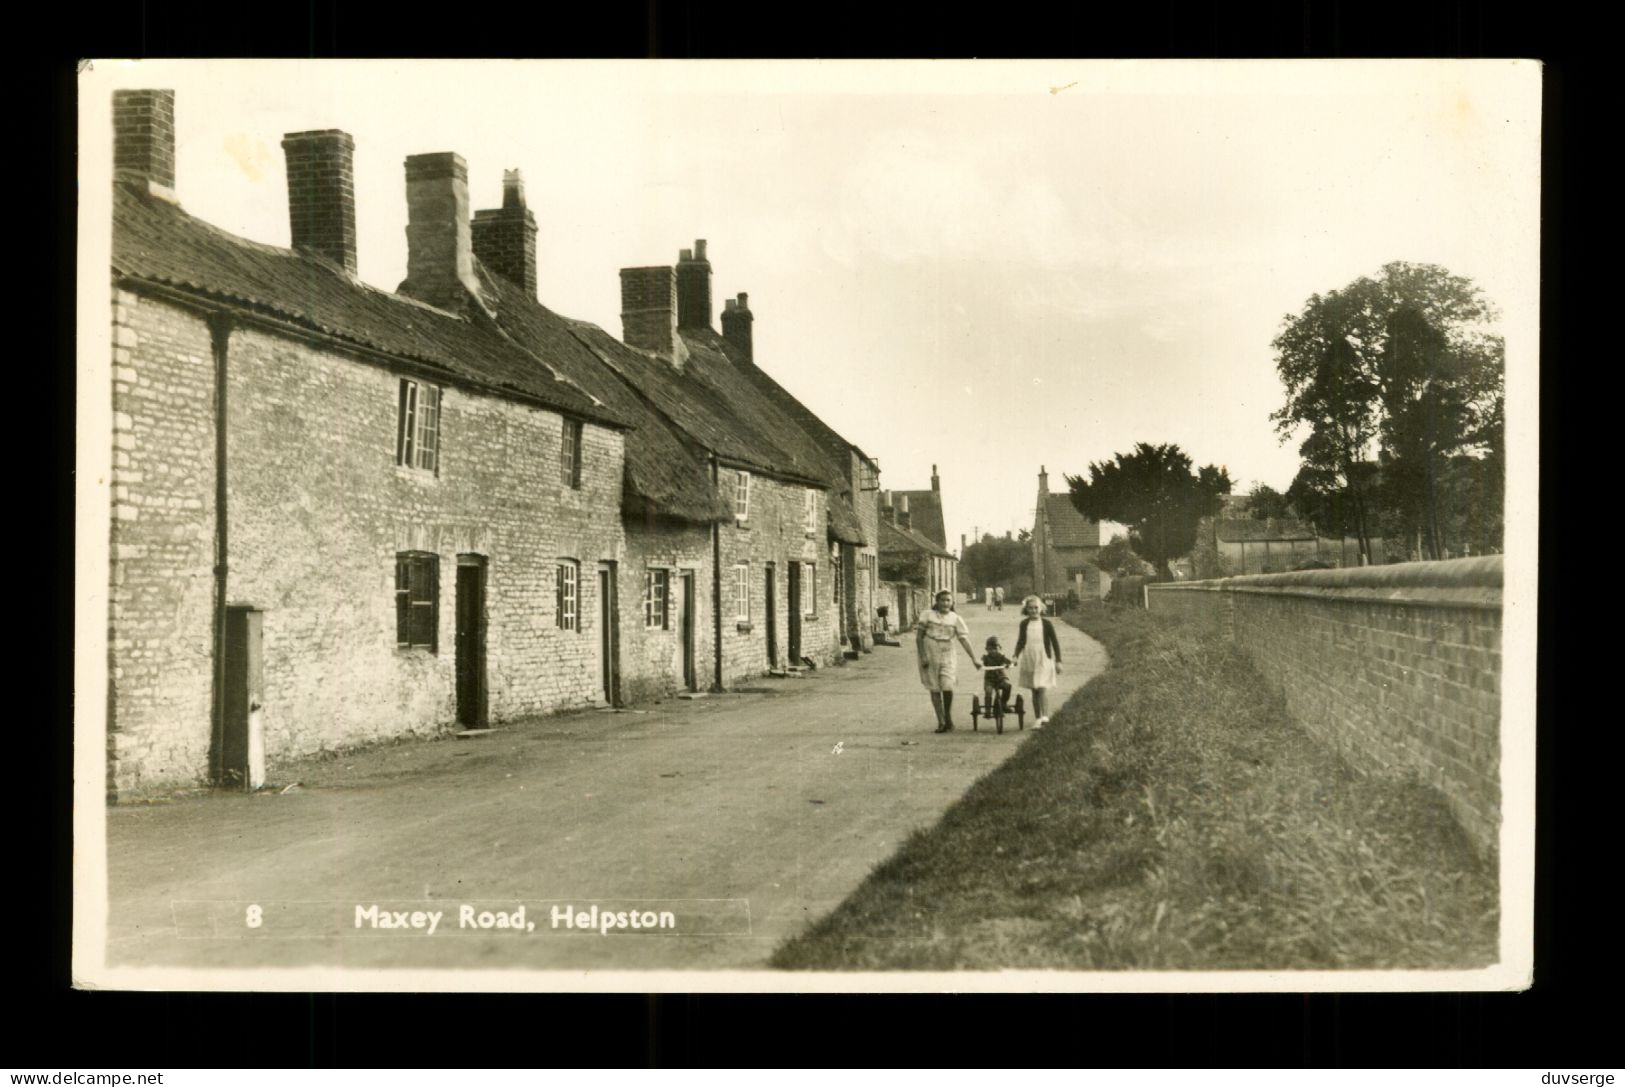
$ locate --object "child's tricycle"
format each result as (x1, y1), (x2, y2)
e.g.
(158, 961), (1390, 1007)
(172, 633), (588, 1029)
(969, 683), (1025, 734)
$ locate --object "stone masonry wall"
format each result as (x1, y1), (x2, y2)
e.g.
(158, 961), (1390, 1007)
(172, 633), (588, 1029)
(109, 290), (632, 794)
(718, 472), (840, 683)
(619, 518), (715, 703)
(108, 287), (217, 795)
(1147, 557), (1503, 854)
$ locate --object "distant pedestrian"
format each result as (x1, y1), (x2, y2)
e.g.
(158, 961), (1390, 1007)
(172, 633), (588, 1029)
(1014, 594), (1062, 728)
(916, 590), (983, 733)
(994, 586), (1004, 610)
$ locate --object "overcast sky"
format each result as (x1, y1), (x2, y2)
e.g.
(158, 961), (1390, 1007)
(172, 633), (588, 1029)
(81, 60), (1540, 551)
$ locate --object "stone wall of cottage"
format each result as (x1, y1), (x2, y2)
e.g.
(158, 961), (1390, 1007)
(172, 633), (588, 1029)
(108, 291), (631, 795)
(1147, 557), (1503, 855)
(107, 287), (218, 796)
(619, 518), (715, 703)
(718, 472), (840, 682)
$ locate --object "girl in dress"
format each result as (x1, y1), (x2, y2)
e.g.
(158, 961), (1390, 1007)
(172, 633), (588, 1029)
(1013, 594), (1063, 728)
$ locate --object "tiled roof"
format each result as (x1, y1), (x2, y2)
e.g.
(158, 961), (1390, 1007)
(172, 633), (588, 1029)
(876, 502), (955, 559)
(111, 186), (624, 429)
(476, 270), (734, 524)
(1215, 517), (1317, 543)
(893, 489), (946, 550)
(678, 328), (847, 489)
(1040, 493), (1101, 550)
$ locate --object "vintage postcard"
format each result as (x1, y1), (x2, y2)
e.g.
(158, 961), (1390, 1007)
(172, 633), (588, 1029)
(74, 59), (1538, 992)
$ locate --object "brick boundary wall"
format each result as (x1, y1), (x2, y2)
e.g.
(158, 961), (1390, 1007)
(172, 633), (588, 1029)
(1147, 556), (1502, 855)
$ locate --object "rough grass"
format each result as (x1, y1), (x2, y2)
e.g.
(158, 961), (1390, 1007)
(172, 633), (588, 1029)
(771, 601), (1499, 970)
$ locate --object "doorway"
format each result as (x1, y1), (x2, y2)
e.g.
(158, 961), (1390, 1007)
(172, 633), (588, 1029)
(455, 556), (488, 728)
(597, 562), (620, 705)
(764, 563), (778, 668)
(787, 561), (802, 664)
(679, 570), (697, 691)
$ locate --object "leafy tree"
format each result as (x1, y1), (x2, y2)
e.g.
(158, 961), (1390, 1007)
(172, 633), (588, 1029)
(1094, 533), (1152, 578)
(960, 533), (1032, 593)
(1246, 483), (1296, 521)
(1066, 443), (1232, 578)
(1272, 262), (1504, 561)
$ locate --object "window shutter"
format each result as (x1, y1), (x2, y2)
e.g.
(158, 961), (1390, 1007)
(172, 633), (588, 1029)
(556, 565), (565, 627)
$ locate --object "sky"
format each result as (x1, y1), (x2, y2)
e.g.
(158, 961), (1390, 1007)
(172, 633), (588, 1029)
(80, 60), (1541, 553)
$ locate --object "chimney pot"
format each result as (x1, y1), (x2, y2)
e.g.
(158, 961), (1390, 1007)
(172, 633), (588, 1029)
(399, 152), (484, 311)
(473, 167), (539, 299)
(112, 89), (176, 195)
(501, 169), (526, 209)
(281, 129), (358, 275)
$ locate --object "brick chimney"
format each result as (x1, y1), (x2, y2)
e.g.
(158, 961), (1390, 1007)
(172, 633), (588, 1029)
(931, 464), (940, 493)
(675, 239), (712, 329)
(721, 293), (753, 361)
(398, 152), (484, 312)
(619, 266), (689, 370)
(112, 89), (176, 196)
(471, 169), (538, 298)
(898, 494), (912, 532)
(1038, 465), (1049, 496)
(281, 130), (357, 275)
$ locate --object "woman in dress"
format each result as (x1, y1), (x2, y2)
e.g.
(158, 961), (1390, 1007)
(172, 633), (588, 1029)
(1013, 594), (1063, 728)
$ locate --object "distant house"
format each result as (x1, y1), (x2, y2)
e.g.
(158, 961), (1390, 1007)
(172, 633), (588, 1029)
(1202, 494), (1385, 574)
(875, 489), (957, 631)
(1030, 467), (1103, 599)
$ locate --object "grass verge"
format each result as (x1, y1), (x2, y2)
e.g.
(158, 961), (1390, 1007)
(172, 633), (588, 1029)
(771, 601), (1498, 970)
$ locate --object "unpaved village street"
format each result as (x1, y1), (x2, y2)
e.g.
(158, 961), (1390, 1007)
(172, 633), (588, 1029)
(103, 610), (1105, 973)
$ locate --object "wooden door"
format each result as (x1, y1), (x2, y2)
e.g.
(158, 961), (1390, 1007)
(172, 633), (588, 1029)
(455, 557), (487, 728)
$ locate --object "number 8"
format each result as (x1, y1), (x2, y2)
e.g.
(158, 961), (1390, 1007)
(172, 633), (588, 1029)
(246, 904), (263, 929)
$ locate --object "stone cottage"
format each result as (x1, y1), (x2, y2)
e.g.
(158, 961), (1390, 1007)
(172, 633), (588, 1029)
(102, 90), (886, 796)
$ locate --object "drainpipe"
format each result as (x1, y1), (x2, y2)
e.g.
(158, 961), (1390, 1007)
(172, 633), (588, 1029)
(710, 454), (724, 692)
(208, 313), (233, 785)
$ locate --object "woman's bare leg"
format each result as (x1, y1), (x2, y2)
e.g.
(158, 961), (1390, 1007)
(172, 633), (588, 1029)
(1032, 688), (1048, 720)
(929, 691), (945, 729)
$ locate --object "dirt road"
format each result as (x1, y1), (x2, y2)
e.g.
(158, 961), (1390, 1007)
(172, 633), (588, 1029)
(101, 608), (1105, 974)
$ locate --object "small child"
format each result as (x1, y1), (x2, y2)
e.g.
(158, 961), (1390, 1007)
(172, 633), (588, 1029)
(981, 636), (1014, 712)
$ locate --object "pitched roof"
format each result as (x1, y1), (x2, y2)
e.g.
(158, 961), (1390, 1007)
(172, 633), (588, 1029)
(1215, 517), (1318, 543)
(111, 187), (624, 429)
(678, 328), (847, 489)
(893, 489), (946, 550)
(476, 270), (734, 524)
(875, 496), (955, 559)
(1040, 493), (1101, 550)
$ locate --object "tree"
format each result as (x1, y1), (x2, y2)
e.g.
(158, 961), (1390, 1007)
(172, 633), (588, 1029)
(1273, 262), (1504, 561)
(1094, 533), (1152, 578)
(1066, 442), (1232, 578)
(1246, 483), (1295, 521)
(960, 533), (1032, 593)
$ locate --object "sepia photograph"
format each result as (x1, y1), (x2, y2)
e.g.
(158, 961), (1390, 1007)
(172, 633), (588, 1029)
(73, 58), (1538, 992)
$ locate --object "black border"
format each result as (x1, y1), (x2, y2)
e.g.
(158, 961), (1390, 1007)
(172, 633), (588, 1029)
(37, 0), (1598, 1069)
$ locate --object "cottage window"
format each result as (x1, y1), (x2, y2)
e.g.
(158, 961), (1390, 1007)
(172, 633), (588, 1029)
(645, 569), (670, 630)
(733, 470), (751, 522)
(734, 563), (751, 622)
(561, 419), (584, 489)
(804, 490), (818, 536)
(556, 561), (579, 631)
(396, 380), (441, 474)
(395, 551), (439, 650)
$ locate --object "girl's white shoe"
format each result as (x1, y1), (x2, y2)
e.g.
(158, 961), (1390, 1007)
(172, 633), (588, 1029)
(1032, 716), (1047, 729)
